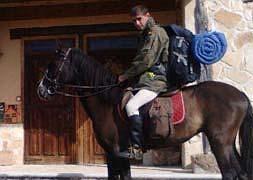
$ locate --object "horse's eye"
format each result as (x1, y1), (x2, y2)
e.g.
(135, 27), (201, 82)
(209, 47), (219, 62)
(55, 49), (65, 58)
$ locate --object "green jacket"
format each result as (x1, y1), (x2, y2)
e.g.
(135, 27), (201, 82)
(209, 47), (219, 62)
(123, 17), (169, 93)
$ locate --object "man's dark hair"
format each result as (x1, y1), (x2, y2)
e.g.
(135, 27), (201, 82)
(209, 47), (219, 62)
(130, 5), (149, 16)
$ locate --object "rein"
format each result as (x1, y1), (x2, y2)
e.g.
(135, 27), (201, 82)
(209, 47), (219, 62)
(57, 82), (120, 89)
(44, 73), (120, 98)
(55, 86), (115, 98)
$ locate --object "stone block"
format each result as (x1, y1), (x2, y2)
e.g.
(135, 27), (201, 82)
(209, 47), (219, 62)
(236, 20), (247, 31)
(151, 148), (181, 166)
(234, 32), (253, 49)
(0, 151), (14, 165)
(215, 9), (242, 29)
(248, 20), (253, 29)
(244, 2), (253, 9)
(143, 151), (153, 166)
(0, 131), (11, 140)
(206, 1), (220, 12)
(212, 62), (223, 80)
(244, 82), (253, 101)
(219, 0), (231, 9)
(231, 0), (243, 12)
(8, 140), (23, 150)
(182, 134), (203, 168)
(243, 8), (253, 21)
(191, 153), (220, 174)
(222, 49), (244, 67)
(223, 68), (251, 84)
(0, 125), (24, 165)
(243, 44), (253, 75)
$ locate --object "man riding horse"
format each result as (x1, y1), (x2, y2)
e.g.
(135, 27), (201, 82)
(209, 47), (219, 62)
(118, 5), (169, 160)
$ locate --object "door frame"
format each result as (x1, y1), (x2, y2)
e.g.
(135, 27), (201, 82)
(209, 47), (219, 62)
(22, 35), (78, 164)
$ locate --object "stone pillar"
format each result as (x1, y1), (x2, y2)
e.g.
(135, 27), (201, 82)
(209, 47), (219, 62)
(181, 0), (204, 168)
(0, 124), (24, 165)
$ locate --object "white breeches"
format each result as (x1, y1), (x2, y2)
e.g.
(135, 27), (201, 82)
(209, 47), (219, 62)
(126, 89), (158, 117)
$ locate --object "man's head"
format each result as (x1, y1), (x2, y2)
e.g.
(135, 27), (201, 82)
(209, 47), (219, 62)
(130, 5), (151, 31)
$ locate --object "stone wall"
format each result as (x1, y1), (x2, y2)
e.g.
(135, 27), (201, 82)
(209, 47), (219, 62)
(180, 0), (253, 169)
(0, 124), (24, 165)
(205, 0), (253, 102)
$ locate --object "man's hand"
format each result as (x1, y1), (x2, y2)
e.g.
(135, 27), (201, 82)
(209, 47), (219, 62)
(118, 75), (128, 83)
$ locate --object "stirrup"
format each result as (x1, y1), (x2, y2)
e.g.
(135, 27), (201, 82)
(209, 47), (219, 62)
(130, 146), (143, 160)
(118, 146), (143, 160)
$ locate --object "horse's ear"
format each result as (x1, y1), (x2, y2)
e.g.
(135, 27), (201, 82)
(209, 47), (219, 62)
(55, 40), (65, 59)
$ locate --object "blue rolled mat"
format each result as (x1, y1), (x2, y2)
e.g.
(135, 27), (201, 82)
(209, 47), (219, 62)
(192, 31), (227, 65)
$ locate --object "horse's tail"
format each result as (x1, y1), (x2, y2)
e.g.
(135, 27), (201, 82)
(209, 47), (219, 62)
(239, 93), (253, 178)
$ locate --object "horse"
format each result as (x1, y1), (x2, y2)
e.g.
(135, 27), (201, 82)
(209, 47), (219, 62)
(37, 48), (253, 180)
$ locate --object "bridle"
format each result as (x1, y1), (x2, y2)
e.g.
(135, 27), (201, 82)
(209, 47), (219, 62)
(42, 48), (120, 98)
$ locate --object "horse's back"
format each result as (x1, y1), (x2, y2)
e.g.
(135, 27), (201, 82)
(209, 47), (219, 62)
(183, 81), (249, 137)
(190, 81), (245, 97)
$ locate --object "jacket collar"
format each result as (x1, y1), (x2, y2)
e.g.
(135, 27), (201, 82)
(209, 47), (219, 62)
(145, 17), (156, 30)
(141, 17), (156, 35)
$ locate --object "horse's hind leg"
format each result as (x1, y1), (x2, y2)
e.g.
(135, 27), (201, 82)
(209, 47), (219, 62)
(208, 138), (239, 180)
(213, 146), (237, 179)
(232, 144), (248, 180)
(210, 141), (248, 180)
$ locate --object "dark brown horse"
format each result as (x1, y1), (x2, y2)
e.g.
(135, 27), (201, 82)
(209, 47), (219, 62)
(37, 48), (253, 180)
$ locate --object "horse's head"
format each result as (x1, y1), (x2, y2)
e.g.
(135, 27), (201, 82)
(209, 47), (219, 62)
(37, 48), (77, 100)
(38, 47), (121, 103)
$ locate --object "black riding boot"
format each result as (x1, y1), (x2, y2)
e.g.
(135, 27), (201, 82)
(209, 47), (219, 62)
(118, 115), (143, 160)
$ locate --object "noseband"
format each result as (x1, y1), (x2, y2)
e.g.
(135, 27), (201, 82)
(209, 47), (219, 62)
(42, 48), (120, 98)
(42, 48), (71, 95)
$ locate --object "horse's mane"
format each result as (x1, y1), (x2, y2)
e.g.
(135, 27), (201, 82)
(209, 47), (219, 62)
(70, 48), (122, 104)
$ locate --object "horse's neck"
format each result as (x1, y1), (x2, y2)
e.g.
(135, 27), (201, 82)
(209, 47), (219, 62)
(75, 56), (123, 117)
(79, 95), (113, 122)
(77, 56), (122, 118)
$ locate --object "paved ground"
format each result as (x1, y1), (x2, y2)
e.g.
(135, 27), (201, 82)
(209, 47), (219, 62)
(0, 164), (222, 179)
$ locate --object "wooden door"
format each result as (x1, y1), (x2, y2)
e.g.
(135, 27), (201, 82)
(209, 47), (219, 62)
(24, 38), (76, 164)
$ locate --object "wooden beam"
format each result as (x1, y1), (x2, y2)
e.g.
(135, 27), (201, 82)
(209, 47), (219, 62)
(0, 0), (176, 21)
(10, 23), (136, 39)
(0, 0), (117, 7)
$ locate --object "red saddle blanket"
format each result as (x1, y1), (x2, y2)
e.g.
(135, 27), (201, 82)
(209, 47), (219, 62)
(171, 91), (185, 124)
(149, 91), (185, 125)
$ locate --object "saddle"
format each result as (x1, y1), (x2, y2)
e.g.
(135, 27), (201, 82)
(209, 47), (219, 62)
(120, 90), (185, 144)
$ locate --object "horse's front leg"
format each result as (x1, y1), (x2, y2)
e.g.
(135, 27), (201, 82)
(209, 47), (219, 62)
(107, 154), (131, 180)
(107, 154), (120, 180)
(119, 158), (131, 180)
